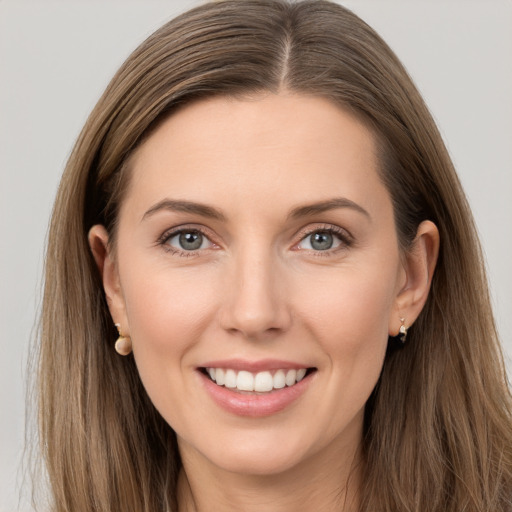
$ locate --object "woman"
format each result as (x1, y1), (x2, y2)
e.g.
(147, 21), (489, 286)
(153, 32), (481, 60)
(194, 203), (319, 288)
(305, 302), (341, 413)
(38, 0), (512, 511)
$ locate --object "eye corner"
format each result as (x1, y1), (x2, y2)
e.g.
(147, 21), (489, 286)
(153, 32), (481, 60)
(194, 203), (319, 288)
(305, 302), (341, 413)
(157, 225), (220, 257)
(292, 224), (354, 255)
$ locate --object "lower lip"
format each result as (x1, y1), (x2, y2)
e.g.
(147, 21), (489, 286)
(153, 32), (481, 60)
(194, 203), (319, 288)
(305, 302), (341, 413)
(199, 371), (314, 417)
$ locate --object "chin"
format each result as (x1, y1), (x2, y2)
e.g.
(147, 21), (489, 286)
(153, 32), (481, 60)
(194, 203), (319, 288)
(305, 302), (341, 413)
(178, 426), (316, 477)
(212, 447), (310, 477)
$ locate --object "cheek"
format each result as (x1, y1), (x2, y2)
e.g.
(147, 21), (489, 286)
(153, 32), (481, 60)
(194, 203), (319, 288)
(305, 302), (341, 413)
(292, 267), (395, 434)
(119, 260), (220, 403)
(122, 261), (218, 347)
(297, 264), (396, 390)
(294, 264), (396, 351)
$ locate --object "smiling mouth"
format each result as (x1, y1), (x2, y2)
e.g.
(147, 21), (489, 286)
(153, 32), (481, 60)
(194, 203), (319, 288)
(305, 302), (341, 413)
(201, 367), (317, 393)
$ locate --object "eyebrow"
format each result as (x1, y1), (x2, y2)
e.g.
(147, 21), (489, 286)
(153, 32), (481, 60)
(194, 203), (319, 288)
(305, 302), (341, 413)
(142, 199), (227, 222)
(141, 196), (370, 223)
(287, 197), (371, 221)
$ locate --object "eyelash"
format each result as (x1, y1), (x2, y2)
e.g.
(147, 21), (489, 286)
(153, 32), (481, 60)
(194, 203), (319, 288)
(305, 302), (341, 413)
(157, 225), (216, 257)
(294, 224), (353, 257)
(157, 224), (353, 258)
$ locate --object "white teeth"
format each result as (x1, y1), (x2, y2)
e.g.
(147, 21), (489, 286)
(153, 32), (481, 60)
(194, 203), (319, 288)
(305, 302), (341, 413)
(285, 369), (297, 386)
(224, 369), (237, 388)
(206, 367), (310, 392)
(236, 371), (254, 391)
(254, 371), (273, 392)
(296, 368), (307, 382)
(273, 369), (286, 389)
(215, 368), (225, 385)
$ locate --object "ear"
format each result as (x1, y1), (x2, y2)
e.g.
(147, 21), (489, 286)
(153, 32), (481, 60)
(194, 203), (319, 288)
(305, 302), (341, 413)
(389, 220), (440, 335)
(88, 225), (129, 334)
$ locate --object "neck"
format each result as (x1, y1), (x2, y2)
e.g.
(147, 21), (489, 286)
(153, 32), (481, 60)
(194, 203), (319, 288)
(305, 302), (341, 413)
(177, 441), (362, 512)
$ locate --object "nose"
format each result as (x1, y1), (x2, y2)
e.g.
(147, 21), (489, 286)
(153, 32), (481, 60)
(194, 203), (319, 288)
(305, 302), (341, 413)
(219, 246), (292, 340)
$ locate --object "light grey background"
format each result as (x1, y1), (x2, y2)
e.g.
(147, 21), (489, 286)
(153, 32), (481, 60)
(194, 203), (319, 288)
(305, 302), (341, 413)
(1, 1), (511, 510)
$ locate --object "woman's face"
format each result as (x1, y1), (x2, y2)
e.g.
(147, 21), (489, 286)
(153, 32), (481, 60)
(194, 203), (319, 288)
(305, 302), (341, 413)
(101, 93), (410, 475)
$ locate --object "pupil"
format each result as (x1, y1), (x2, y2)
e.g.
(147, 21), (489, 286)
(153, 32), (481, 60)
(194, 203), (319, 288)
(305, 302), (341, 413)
(311, 232), (333, 250)
(179, 231), (202, 250)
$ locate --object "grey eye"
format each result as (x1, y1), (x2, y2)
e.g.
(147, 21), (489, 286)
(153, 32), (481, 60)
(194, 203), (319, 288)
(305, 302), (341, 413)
(297, 230), (345, 251)
(310, 231), (333, 250)
(180, 232), (203, 250)
(168, 231), (208, 251)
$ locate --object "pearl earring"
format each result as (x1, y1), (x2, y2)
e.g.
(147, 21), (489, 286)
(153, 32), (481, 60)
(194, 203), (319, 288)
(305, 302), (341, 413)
(114, 323), (132, 356)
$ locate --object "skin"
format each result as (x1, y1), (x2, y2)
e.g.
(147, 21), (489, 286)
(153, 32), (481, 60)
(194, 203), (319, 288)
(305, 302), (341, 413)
(89, 93), (439, 511)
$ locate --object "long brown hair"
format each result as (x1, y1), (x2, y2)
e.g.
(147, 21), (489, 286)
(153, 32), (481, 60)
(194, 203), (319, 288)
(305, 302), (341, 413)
(37, 1), (512, 510)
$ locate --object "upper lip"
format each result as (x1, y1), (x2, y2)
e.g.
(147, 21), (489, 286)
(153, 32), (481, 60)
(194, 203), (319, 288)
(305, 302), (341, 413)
(199, 358), (314, 373)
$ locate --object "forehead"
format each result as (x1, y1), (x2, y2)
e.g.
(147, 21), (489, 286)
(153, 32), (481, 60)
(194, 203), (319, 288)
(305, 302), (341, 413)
(123, 93), (388, 220)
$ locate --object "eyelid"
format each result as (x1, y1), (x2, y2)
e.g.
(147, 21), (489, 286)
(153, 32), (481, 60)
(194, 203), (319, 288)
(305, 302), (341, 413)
(292, 224), (354, 252)
(157, 224), (220, 254)
(156, 222), (353, 257)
